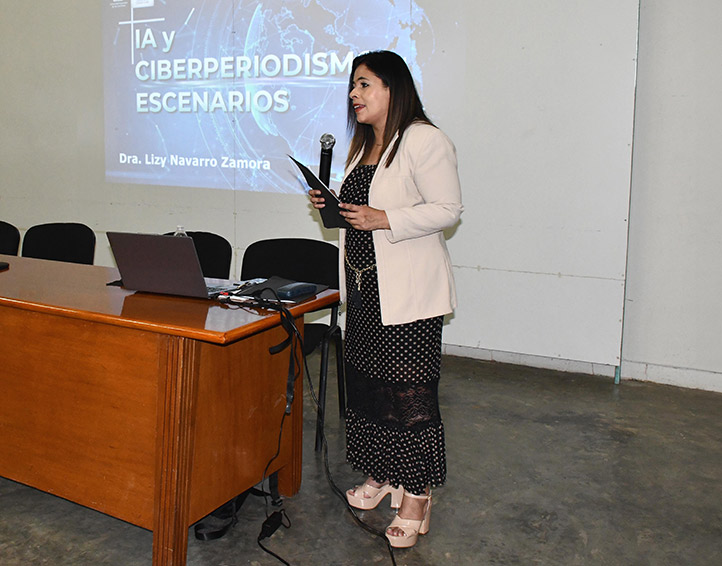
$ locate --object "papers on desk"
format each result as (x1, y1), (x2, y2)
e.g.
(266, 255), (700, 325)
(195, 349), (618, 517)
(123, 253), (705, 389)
(288, 155), (352, 229)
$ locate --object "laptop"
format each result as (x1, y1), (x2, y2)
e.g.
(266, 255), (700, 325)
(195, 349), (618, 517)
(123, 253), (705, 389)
(107, 231), (239, 299)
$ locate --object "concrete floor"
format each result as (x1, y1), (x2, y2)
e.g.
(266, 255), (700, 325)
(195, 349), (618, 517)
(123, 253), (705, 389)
(1, 353), (721, 565)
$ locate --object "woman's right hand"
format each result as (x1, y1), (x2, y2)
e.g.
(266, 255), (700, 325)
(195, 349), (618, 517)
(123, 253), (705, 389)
(309, 189), (326, 209)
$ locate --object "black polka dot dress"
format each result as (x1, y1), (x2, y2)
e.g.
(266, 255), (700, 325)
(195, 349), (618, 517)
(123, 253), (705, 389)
(340, 164), (446, 496)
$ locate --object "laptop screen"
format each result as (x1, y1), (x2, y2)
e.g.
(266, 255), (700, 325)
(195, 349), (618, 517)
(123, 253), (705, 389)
(107, 231), (212, 298)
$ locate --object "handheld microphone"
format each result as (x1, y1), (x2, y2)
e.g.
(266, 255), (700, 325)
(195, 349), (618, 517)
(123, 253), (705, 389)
(318, 133), (335, 186)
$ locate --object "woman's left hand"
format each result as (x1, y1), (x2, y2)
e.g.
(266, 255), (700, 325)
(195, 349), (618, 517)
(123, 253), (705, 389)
(339, 203), (390, 231)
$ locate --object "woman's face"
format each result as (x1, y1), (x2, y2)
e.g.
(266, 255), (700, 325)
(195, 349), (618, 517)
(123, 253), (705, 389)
(349, 64), (390, 134)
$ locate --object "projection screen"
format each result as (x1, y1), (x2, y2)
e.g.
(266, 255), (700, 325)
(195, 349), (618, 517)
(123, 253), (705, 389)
(103, 0), (434, 193)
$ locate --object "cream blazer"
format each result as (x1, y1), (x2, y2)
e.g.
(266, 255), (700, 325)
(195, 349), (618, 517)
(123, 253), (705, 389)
(339, 122), (463, 326)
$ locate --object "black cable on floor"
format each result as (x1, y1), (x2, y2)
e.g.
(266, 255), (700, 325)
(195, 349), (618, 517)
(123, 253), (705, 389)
(235, 290), (397, 565)
(301, 343), (398, 566)
(250, 291), (300, 565)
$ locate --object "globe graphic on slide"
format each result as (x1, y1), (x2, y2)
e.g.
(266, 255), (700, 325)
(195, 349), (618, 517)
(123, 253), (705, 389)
(198, 0), (430, 192)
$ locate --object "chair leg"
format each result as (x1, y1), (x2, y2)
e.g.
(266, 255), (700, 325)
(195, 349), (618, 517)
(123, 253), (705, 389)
(334, 329), (345, 419)
(315, 337), (331, 452)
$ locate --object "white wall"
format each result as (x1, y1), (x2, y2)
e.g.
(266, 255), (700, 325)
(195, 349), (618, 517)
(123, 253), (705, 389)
(2, 1), (721, 392)
(620, 0), (722, 392)
(434, 0), (638, 367)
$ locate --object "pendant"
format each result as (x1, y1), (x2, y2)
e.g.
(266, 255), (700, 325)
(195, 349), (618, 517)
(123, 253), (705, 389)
(351, 287), (362, 309)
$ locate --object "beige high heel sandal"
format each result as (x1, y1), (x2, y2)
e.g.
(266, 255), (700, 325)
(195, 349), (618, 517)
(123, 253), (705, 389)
(385, 491), (432, 548)
(346, 481), (404, 510)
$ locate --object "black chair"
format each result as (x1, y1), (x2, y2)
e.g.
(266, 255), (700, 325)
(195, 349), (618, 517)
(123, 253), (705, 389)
(21, 222), (96, 265)
(241, 238), (344, 451)
(163, 231), (233, 279)
(188, 231), (233, 279)
(0, 221), (21, 255)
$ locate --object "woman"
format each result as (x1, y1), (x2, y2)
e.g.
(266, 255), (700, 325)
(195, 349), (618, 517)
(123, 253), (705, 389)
(309, 50), (462, 548)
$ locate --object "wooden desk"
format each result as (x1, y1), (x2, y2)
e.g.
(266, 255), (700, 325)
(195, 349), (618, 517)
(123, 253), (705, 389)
(0, 254), (338, 566)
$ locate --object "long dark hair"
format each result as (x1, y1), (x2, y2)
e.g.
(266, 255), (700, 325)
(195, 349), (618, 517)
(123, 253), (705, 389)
(346, 50), (434, 169)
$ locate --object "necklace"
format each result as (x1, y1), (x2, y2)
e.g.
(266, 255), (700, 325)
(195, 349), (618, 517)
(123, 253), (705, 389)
(344, 247), (375, 308)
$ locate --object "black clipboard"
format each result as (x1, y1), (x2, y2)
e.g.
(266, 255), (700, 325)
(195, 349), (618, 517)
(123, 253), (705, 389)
(289, 155), (352, 229)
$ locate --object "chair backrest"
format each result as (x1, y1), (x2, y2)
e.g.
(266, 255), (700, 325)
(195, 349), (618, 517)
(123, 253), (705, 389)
(241, 238), (339, 288)
(162, 230), (233, 279)
(188, 231), (233, 279)
(21, 222), (96, 265)
(0, 220), (21, 255)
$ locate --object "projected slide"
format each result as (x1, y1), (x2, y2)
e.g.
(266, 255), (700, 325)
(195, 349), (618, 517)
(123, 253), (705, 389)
(103, 0), (431, 193)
